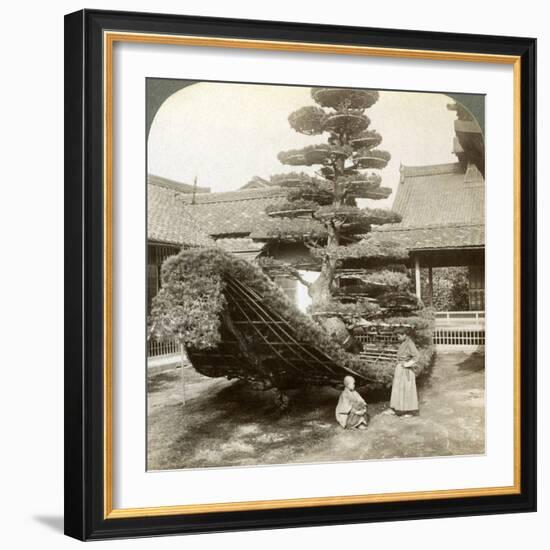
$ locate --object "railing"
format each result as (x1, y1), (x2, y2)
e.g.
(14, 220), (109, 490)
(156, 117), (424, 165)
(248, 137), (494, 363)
(148, 338), (179, 358)
(435, 310), (484, 323)
(433, 329), (485, 346)
(354, 332), (400, 346)
(434, 311), (485, 346)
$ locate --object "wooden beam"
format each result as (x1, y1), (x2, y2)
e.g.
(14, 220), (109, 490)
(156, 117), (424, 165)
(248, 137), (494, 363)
(414, 256), (422, 301)
(428, 265), (434, 306)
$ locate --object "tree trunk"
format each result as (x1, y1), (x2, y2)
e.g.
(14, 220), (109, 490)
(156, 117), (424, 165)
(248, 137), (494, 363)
(308, 255), (351, 347)
(308, 154), (353, 348)
(308, 258), (334, 306)
(308, 220), (339, 307)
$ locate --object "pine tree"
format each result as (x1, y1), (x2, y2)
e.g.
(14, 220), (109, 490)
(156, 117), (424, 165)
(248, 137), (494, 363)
(260, 88), (413, 341)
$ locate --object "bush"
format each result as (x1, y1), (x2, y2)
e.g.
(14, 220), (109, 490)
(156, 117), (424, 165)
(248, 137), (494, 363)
(422, 267), (469, 311)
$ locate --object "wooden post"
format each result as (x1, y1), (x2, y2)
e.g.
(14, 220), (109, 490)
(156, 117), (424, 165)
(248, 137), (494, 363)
(414, 256), (422, 301)
(428, 265), (434, 306)
(179, 341), (186, 405)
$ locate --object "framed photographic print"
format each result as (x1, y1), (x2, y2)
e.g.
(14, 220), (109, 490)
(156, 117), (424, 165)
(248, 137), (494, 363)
(64, 9), (537, 541)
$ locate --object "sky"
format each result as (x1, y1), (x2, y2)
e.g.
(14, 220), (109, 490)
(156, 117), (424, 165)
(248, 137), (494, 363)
(148, 81), (459, 208)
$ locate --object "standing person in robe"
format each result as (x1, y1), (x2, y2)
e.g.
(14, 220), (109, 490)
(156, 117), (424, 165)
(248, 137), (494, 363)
(387, 331), (420, 417)
(335, 376), (369, 430)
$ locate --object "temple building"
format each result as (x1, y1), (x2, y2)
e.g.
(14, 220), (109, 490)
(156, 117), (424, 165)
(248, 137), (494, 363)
(374, 160), (485, 310)
(371, 160), (485, 347)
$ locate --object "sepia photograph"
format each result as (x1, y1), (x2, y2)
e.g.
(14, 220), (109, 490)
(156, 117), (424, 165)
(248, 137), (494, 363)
(146, 80), (485, 471)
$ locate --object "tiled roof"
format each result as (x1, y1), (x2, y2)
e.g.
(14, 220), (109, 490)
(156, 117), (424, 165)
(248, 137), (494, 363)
(148, 176), (287, 243)
(375, 162), (485, 250)
(148, 183), (214, 247)
(147, 174), (211, 194)
(177, 188), (287, 236)
(239, 177), (279, 190)
(178, 187), (285, 205)
(386, 162), (484, 229)
(215, 237), (266, 261)
(215, 237), (265, 253)
(375, 224), (484, 250)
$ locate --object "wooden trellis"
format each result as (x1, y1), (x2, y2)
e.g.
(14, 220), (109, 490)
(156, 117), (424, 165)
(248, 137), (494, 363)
(187, 275), (366, 389)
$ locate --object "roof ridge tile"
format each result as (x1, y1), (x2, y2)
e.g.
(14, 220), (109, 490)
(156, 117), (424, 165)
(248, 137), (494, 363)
(178, 187), (286, 204)
(399, 162), (463, 180)
(147, 174), (210, 194)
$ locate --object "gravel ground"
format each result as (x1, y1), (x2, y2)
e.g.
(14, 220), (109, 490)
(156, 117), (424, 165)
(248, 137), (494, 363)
(147, 351), (485, 470)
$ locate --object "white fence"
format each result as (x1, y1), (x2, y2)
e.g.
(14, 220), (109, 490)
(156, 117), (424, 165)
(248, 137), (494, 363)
(433, 328), (485, 346)
(435, 310), (484, 326)
(434, 311), (485, 347)
(148, 338), (178, 358)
